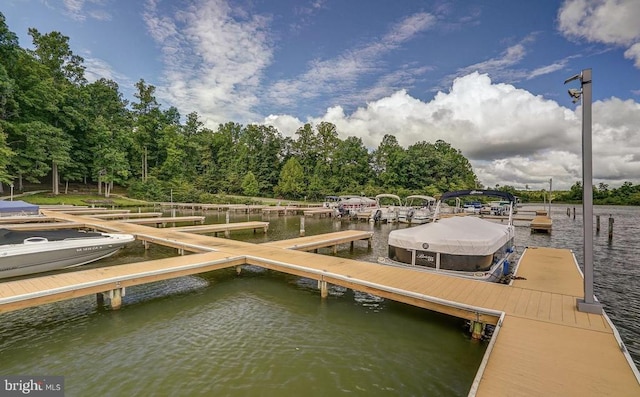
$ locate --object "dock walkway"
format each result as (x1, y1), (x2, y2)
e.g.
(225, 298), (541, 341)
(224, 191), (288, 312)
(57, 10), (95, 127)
(0, 211), (637, 396)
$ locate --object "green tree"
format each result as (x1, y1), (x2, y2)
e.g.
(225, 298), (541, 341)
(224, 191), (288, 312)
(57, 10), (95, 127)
(372, 134), (405, 188)
(241, 171), (259, 197)
(276, 157), (305, 199)
(331, 136), (371, 192)
(0, 125), (14, 184)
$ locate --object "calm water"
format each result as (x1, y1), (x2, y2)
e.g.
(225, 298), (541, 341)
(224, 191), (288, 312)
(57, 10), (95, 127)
(0, 203), (638, 396)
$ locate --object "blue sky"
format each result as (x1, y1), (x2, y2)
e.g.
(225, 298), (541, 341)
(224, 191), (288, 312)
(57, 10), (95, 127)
(3, 0), (640, 190)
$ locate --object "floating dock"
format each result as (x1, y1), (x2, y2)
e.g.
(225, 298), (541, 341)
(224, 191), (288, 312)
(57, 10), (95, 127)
(0, 211), (637, 396)
(530, 210), (553, 233)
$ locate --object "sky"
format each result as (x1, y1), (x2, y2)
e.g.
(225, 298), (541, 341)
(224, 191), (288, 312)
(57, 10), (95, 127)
(3, 0), (640, 191)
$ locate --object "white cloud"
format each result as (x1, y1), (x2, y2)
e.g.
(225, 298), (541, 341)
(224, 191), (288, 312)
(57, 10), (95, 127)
(558, 0), (640, 45)
(624, 43), (640, 68)
(143, 0), (273, 124)
(62, 0), (112, 21)
(558, 0), (640, 68)
(267, 12), (436, 108)
(263, 114), (303, 136)
(266, 72), (640, 190)
(83, 56), (132, 86)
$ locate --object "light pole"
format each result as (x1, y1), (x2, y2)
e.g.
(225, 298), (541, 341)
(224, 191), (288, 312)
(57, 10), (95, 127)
(565, 68), (602, 314)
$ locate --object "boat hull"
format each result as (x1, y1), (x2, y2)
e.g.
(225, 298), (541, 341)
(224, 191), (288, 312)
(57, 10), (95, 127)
(0, 233), (135, 279)
(379, 247), (514, 282)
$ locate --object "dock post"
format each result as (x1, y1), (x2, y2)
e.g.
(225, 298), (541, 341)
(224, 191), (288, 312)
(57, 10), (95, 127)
(333, 244), (337, 254)
(368, 237), (372, 249)
(143, 240), (150, 250)
(107, 287), (125, 310)
(596, 215), (600, 233)
(350, 241), (355, 251)
(224, 211), (231, 237)
(96, 292), (104, 306)
(319, 280), (328, 298)
(573, 207), (576, 219)
(567, 208), (570, 216)
(300, 216), (305, 237)
(608, 215), (614, 241)
(471, 321), (484, 340)
(236, 266), (242, 275)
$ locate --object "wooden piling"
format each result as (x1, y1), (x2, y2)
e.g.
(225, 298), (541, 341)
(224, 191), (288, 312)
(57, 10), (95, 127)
(471, 321), (484, 340)
(96, 292), (104, 306)
(608, 215), (614, 241)
(319, 280), (328, 298)
(300, 216), (305, 237)
(596, 215), (600, 233)
(108, 288), (124, 310)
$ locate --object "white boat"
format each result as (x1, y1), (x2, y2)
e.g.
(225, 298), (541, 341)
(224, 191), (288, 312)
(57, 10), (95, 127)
(397, 195), (436, 224)
(331, 195), (377, 218)
(379, 190), (516, 282)
(0, 228), (136, 279)
(370, 194), (404, 223)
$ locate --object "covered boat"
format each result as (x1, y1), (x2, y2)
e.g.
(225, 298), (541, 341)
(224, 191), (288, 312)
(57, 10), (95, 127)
(0, 228), (135, 279)
(0, 200), (40, 217)
(379, 190), (516, 282)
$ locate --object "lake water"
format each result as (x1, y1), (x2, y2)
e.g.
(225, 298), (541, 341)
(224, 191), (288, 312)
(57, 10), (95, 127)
(0, 203), (638, 396)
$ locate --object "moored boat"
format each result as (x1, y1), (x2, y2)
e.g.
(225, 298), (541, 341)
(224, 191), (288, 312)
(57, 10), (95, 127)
(370, 193), (404, 223)
(379, 190), (516, 282)
(397, 195), (436, 224)
(0, 228), (136, 279)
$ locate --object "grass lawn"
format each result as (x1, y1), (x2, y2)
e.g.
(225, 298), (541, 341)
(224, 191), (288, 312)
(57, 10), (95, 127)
(10, 192), (152, 207)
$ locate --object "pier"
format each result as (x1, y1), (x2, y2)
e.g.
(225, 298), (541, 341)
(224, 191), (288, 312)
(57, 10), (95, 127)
(0, 211), (638, 395)
(530, 210), (553, 233)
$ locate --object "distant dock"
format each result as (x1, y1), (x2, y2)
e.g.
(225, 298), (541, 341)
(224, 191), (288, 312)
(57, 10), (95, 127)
(530, 210), (553, 233)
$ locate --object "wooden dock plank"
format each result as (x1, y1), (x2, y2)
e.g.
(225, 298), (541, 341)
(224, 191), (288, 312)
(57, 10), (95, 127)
(524, 290), (542, 318)
(168, 221), (269, 234)
(536, 290), (552, 321)
(88, 212), (163, 219)
(530, 215), (552, 233)
(475, 316), (638, 397)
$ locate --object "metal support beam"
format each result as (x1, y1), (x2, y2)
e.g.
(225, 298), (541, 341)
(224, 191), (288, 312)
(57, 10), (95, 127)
(566, 69), (602, 314)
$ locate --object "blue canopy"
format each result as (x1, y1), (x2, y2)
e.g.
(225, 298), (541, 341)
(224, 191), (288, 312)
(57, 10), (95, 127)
(0, 200), (40, 215)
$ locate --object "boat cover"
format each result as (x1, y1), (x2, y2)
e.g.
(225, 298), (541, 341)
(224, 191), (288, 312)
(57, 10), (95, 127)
(0, 228), (104, 245)
(0, 200), (39, 216)
(388, 216), (514, 256)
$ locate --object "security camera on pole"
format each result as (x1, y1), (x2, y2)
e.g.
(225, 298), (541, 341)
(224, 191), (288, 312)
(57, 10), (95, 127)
(564, 69), (603, 314)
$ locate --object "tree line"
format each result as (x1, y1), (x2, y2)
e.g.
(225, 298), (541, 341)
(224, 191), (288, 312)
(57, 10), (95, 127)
(0, 13), (479, 202)
(1, 13), (638, 205)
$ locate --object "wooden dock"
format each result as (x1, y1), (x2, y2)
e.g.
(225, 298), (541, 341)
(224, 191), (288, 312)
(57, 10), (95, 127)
(88, 212), (163, 219)
(303, 208), (335, 218)
(117, 216), (205, 227)
(530, 215), (553, 233)
(261, 206), (304, 216)
(263, 230), (372, 253)
(0, 211), (638, 395)
(169, 221), (269, 236)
